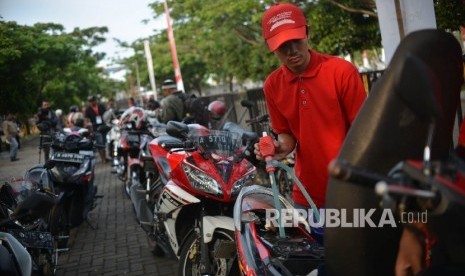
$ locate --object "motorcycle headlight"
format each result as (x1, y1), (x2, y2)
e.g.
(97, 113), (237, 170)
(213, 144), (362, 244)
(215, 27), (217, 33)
(182, 163), (223, 197)
(231, 171), (256, 196)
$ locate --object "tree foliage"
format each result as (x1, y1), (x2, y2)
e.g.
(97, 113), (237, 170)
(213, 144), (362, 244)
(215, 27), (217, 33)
(119, 0), (463, 96)
(434, 0), (465, 30)
(127, 0), (382, 95)
(1, 0), (462, 119)
(0, 21), (113, 117)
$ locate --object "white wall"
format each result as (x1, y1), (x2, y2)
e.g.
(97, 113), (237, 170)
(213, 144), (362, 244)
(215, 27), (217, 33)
(376, 0), (437, 64)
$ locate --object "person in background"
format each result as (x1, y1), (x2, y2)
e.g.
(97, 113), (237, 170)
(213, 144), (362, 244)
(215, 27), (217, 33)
(2, 113), (20, 162)
(254, 3), (367, 245)
(156, 79), (184, 123)
(37, 99), (57, 162)
(146, 96), (161, 111)
(103, 98), (117, 125)
(85, 95), (108, 163)
(67, 105), (82, 128)
(55, 109), (65, 132)
(13, 116), (22, 150)
(128, 97), (139, 108)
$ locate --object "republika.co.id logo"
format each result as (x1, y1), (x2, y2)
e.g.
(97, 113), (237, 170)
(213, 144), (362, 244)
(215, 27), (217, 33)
(265, 208), (428, 228)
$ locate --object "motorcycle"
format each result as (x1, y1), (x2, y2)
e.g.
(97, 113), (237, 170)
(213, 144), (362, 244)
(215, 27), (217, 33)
(0, 177), (60, 275)
(131, 120), (257, 275)
(116, 107), (156, 198)
(32, 126), (100, 232)
(103, 118), (121, 173)
(324, 29), (464, 275)
(233, 134), (325, 276)
(0, 232), (32, 276)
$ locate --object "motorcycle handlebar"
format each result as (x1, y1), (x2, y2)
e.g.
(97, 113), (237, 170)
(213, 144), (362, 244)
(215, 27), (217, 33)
(246, 114), (269, 125)
(328, 159), (394, 188)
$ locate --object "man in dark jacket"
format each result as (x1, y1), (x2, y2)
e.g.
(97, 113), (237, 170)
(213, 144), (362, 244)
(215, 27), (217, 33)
(85, 95), (108, 163)
(37, 100), (57, 162)
(157, 79), (184, 123)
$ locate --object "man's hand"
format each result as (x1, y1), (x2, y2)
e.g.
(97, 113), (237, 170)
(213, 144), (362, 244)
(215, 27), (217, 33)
(254, 132), (296, 161)
(254, 139), (279, 161)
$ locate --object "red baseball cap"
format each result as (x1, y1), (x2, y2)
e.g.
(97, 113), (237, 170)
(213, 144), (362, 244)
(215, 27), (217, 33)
(262, 3), (307, 52)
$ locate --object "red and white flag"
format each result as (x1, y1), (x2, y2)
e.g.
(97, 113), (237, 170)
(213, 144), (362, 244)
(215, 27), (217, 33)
(164, 0), (185, 93)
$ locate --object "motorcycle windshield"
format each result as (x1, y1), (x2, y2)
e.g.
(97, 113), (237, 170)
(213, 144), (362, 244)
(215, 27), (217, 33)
(190, 129), (242, 159)
(188, 129), (243, 182)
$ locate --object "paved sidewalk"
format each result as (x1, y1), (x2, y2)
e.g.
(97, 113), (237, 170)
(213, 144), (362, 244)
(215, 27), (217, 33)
(0, 136), (178, 275)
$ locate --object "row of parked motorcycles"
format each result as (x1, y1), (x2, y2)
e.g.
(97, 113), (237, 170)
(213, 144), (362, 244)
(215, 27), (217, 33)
(103, 102), (259, 275)
(2, 29), (463, 276)
(109, 29), (465, 276)
(0, 122), (101, 275)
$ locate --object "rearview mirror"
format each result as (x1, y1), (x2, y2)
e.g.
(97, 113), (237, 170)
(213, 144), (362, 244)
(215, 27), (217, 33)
(166, 121), (189, 139)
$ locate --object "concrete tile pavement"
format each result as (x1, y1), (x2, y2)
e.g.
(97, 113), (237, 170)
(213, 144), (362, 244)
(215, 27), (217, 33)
(0, 136), (179, 275)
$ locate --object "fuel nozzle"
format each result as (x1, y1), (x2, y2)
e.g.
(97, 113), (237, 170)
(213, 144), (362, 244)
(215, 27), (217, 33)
(259, 132), (276, 172)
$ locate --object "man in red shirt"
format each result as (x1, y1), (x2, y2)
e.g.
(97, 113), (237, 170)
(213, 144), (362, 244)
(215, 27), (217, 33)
(255, 3), (366, 213)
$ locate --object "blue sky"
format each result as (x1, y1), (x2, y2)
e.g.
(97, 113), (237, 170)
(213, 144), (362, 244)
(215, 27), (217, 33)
(1, 0), (165, 66)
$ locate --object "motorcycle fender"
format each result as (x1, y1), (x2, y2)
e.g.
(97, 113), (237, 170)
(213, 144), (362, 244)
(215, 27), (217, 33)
(202, 216), (234, 243)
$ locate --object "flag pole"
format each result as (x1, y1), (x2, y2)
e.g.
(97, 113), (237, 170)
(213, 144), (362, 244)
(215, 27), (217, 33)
(164, 0), (185, 93)
(143, 40), (158, 101)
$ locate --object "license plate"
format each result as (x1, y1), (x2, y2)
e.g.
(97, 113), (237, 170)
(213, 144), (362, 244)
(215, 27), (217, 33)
(198, 135), (231, 151)
(52, 152), (84, 163)
(9, 229), (54, 249)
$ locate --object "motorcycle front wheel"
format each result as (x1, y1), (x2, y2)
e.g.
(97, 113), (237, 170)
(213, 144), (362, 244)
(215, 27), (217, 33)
(49, 204), (70, 249)
(178, 229), (238, 276)
(276, 168), (293, 203)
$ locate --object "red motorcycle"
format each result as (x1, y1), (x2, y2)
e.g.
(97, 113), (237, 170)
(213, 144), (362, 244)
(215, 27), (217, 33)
(131, 121), (257, 275)
(233, 135), (325, 276)
(116, 107), (154, 197)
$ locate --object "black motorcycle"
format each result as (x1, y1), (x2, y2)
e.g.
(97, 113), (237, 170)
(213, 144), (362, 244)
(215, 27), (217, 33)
(34, 127), (101, 233)
(0, 178), (60, 275)
(0, 231), (32, 276)
(325, 29), (465, 275)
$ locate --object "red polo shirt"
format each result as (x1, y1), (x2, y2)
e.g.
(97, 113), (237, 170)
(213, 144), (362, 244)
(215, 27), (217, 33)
(263, 50), (367, 208)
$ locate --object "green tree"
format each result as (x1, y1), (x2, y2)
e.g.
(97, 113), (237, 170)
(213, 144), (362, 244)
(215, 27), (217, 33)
(0, 21), (112, 117)
(434, 0), (465, 30)
(119, 0), (465, 95)
(140, 0), (381, 93)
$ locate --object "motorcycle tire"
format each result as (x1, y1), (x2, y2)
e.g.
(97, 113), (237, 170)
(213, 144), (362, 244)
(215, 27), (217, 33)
(49, 204), (70, 250)
(68, 186), (87, 228)
(178, 229), (239, 276)
(276, 168), (293, 203)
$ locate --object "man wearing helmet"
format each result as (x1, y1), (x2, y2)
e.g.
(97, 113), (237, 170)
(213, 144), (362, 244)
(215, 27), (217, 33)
(156, 79), (184, 123)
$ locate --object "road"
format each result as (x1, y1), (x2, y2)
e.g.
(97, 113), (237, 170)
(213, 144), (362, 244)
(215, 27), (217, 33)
(0, 136), (179, 275)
